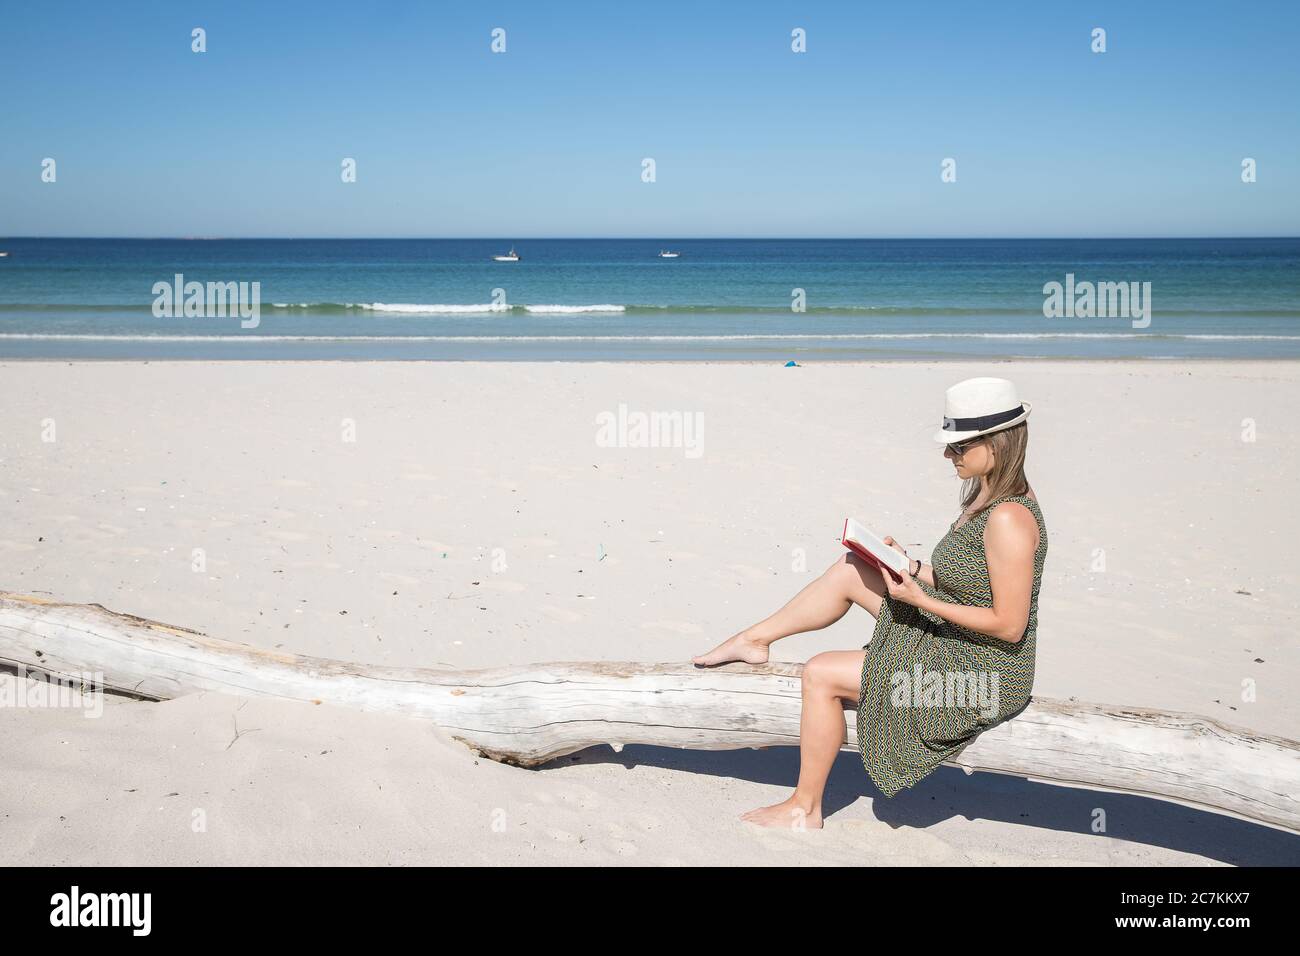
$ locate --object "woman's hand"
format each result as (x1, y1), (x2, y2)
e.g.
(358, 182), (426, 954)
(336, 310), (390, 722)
(878, 559), (926, 606)
(882, 535), (911, 564)
(883, 534), (935, 588)
(879, 535), (923, 605)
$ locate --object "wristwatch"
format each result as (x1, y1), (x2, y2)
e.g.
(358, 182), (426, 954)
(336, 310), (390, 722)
(910, 558), (922, 579)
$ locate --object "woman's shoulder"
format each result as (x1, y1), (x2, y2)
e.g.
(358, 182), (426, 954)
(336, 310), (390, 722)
(996, 488), (1043, 517)
(986, 498), (1038, 527)
(983, 498), (1043, 546)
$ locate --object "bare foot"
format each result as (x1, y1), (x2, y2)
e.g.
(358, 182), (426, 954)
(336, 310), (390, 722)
(740, 796), (823, 830)
(692, 628), (769, 667)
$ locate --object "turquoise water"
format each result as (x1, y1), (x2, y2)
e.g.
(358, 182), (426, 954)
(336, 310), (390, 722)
(0, 238), (1296, 359)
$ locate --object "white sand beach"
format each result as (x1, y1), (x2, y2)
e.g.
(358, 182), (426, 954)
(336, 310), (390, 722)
(2, 360), (1298, 866)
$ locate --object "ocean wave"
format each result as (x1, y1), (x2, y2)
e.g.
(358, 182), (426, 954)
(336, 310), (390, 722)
(272, 302), (360, 309)
(523, 304), (626, 314)
(364, 303), (627, 314)
(276, 302), (628, 315)
(362, 302), (510, 314)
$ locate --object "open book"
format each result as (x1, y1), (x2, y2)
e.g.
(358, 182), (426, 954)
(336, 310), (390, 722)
(841, 518), (909, 583)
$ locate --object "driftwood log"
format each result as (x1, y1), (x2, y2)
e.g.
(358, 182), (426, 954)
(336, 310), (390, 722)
(2, 590), (1298, 833)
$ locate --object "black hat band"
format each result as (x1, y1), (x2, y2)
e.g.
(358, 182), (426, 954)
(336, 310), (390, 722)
(941, 405), (1024, 433)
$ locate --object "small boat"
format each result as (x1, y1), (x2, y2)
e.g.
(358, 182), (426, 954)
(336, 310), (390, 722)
(657, 250), (680, 258)
(492, 247), (521, 262)
(0, 252), (9, 258)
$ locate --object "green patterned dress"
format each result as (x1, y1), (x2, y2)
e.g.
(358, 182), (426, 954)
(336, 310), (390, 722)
(856, 494), (1047, 797)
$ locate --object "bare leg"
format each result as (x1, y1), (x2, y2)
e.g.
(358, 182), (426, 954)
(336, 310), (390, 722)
(692, 553), (887, 666)
(740, 649), (865, 829)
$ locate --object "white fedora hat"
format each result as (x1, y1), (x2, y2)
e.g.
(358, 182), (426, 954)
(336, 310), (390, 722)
(934, 376), (1031, 444)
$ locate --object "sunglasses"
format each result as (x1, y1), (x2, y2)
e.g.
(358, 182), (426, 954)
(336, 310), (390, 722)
(946, 437), (983, 456)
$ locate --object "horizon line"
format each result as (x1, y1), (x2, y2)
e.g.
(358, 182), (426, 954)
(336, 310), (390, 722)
(5, 235), (1299, 242)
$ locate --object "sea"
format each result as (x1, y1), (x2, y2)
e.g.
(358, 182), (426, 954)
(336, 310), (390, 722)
(0, 237), (1296, 360)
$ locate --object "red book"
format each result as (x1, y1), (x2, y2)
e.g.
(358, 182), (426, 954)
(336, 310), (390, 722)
(841, 517), (908, 583)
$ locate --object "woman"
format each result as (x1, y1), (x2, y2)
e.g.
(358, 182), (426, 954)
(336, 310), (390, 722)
(692, 377), (1047, 829)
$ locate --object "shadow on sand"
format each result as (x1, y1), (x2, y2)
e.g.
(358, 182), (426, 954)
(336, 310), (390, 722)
(547, 743), (1300, 866)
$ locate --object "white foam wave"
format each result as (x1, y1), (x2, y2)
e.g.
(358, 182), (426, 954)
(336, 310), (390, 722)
(523, 304), (626, 314)
(363, 303), (509, 314)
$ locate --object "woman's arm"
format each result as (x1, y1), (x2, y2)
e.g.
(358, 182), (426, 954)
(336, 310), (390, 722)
(880, 503), (1038, 644)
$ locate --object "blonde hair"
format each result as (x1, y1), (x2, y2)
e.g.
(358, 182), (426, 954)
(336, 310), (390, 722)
(960, 422), (1030, 514)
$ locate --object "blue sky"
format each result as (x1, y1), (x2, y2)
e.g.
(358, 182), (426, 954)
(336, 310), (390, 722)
(2, 0), (1297, 237)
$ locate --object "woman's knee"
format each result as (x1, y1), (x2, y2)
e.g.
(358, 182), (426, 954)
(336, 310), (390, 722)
(825, 553), (865, 589)
(803, 651), (863, 700)
(827, 553), (885, 613)
(802, 651), (837, 689)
